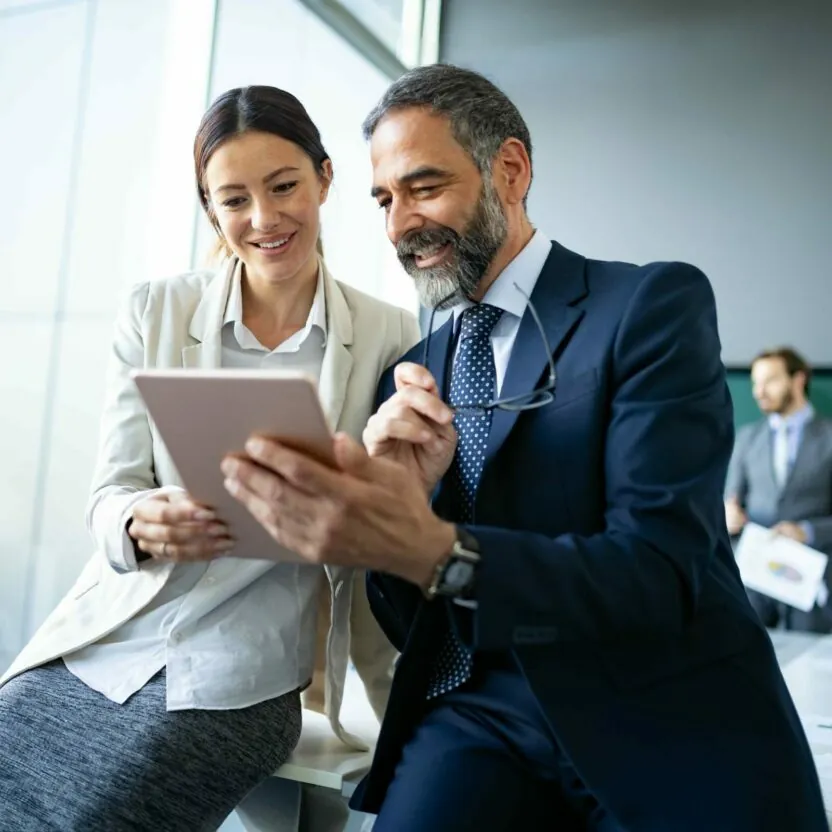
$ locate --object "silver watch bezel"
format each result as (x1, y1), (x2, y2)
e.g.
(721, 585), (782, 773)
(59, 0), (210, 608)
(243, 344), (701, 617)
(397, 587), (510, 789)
(426, 538), (481, 599)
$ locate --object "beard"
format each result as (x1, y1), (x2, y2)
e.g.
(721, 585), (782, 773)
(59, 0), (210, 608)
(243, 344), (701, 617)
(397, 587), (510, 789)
(396, 178), (508, 311)
(758, 388), (794, 414)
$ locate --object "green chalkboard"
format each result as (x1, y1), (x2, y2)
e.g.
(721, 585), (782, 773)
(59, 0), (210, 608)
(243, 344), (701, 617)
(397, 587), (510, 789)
(726, 368), (832, 429)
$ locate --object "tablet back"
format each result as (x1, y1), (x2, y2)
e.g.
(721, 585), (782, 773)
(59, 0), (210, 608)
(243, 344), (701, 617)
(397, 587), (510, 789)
(132, 369), (334, 562)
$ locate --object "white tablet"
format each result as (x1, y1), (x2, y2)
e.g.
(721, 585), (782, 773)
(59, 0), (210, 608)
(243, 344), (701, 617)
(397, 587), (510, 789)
(131, 368), (334, 562)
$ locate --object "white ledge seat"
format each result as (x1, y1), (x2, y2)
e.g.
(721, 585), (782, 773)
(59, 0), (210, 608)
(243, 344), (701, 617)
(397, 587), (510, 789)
(274, 708), (377, 791)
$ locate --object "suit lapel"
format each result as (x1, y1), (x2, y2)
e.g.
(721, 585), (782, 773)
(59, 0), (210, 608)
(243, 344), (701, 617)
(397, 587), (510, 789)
(317, 263), (354, 430)
(425, 317), (456, 515)
(485, 242), (588, 466)
(425, 315), (455, 400)
(784, 417), (820, 492)
(181, 258), (237, 368)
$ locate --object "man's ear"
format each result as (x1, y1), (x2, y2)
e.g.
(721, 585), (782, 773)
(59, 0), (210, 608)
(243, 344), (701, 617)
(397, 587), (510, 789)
(494, 138), (531, 207)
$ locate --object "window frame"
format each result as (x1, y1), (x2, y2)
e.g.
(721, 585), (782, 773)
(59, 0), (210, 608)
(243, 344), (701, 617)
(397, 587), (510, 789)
(297, 0), (442, 78)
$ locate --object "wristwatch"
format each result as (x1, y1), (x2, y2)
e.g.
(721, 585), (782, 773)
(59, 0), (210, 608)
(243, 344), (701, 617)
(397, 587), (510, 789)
(424, 526), (481, 600)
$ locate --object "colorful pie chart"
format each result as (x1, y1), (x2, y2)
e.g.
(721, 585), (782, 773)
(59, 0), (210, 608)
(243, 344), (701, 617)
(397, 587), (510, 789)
(766, 561), (804, 583)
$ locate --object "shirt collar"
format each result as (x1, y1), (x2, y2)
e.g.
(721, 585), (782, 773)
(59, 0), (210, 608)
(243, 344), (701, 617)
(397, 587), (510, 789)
(769, 402), (814, 430)
(224, 260), (328, 350)
(453, 230), (552, 322)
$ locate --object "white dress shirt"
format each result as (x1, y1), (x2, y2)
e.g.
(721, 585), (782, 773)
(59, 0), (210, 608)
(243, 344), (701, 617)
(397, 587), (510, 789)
(220, 261), (327, 372)
(64, 266), (327, 711)
(452, 230), (552, 394)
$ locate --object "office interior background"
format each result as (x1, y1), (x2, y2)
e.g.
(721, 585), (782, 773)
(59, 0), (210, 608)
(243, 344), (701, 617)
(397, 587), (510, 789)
(1, 0), (831, 683)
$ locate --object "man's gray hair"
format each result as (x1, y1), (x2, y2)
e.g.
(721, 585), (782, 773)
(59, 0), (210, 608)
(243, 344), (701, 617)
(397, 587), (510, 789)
(362, 64), (533, 206)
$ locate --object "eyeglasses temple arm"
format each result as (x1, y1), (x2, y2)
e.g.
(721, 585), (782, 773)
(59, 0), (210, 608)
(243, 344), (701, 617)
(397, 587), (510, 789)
(512, 282), (557, 384)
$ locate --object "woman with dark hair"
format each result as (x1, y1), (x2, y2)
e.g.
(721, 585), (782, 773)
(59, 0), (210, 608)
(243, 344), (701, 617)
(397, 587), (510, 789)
(0, 85), (419, 831)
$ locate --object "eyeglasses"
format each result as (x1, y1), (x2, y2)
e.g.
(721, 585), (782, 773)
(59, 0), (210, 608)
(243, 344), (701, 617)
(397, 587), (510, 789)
(422, 282), (556, 414)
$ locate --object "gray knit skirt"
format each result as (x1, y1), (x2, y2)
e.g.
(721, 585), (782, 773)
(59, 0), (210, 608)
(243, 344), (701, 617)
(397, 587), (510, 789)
(0, 660), (302, 832)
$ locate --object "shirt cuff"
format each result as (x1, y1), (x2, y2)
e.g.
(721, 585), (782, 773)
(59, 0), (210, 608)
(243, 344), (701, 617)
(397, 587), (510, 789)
(799, 521), (815, 546)
(120, 512), (140, 572)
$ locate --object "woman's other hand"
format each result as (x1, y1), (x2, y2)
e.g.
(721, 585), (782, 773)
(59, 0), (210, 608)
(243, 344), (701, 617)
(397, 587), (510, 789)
(128, 492), (235, 562)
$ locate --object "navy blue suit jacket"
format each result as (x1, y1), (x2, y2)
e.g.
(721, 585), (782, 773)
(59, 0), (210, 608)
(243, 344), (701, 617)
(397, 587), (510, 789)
(353, 242), (825, 830)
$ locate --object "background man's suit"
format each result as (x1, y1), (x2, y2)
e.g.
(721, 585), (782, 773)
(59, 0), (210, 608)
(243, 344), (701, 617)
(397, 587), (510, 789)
(726, 414), (832, 631)
(351, 240), (826, 830)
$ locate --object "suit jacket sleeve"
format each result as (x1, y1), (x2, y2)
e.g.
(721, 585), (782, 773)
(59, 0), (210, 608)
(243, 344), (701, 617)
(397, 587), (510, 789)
(724, 424), (753, 504)
(806, 511), (832, 552)
(470, 263), (736, 649)
(85, 283), (184, 574)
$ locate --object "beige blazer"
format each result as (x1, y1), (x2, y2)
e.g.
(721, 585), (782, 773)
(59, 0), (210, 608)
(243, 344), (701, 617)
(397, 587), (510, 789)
(0, 258), (420, 750)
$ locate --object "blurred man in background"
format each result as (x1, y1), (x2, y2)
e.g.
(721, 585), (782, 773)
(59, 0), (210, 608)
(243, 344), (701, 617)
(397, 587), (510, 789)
(725, 347), (832, 632)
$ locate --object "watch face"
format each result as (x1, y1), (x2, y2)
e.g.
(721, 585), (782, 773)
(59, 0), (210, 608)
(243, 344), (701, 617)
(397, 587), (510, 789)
(445, 560), (474, 591)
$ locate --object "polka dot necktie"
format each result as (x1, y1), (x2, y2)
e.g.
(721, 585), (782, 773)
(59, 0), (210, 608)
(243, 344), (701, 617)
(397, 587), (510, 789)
(426, 303), (503, 700)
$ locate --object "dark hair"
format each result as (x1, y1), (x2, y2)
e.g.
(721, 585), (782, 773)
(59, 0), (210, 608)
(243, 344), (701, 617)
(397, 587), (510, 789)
(194, 85), (330, 257)
(362, 64), (533, 207)
(752, 346), (812, 396)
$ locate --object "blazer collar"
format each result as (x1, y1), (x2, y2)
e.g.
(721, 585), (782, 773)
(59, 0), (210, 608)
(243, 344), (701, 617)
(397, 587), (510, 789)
(484, 240), (589, 465)
(423, 239), (588, 394)
(780, 414), (822, 492)
(430, 241), (588, 513)
(181, 257), (354, 429)
(182, 258), (237, 368)
(452, 231), (552, 324)
(422, 314), (455, 402)
(318, 261), (354, 430)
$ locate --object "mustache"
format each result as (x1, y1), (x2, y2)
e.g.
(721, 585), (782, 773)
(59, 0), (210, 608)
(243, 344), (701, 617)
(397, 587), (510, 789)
(397, 227), (459, 259)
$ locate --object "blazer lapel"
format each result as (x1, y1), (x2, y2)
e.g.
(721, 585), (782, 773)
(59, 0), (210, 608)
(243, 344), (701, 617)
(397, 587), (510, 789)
(485, 242), (588, 466)
(181, 258), (237, 368)
(750, 422), (779, 495)
(784, 417), (821, 492)
(424, 315), (455, 400)
(424, 316), (456, 515)
(179, 258), (355, 428)
(317, 263), (354, 430)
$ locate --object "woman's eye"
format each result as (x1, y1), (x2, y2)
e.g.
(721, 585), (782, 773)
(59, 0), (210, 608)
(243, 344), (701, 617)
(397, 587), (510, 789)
(222, 197), (245, 208)
(274, 181), (298, 193)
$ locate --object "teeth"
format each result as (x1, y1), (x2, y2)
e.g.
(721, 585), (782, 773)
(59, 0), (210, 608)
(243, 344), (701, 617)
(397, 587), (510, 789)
(415, 244), (443, 257)
(259, 236), (290, 249)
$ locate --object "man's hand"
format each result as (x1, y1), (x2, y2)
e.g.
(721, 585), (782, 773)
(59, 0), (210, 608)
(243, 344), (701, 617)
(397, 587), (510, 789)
(129, 492), (234, 562)
(772, 521), (808, 544)
(363, 362), (457, 494)
(221, 433), (456, 587)
(725, 497), (747, 536)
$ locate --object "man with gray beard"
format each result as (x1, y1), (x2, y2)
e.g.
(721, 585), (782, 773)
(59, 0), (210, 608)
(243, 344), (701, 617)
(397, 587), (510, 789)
(221, 65), (826, 830)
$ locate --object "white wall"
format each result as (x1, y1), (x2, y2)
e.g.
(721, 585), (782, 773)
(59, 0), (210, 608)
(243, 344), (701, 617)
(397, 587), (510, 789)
(0, 0), (215, 671)
(440, 0), (832, 365)
(1, 0), (411, 672)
